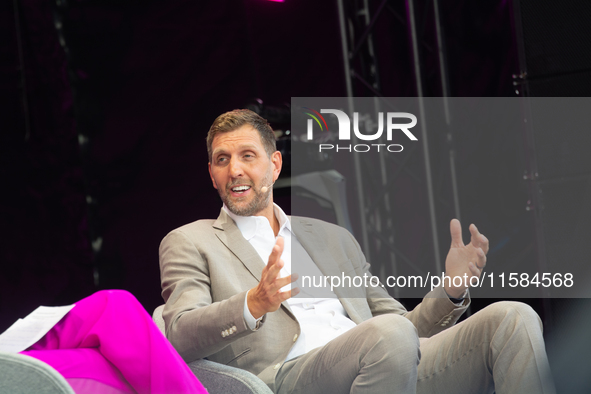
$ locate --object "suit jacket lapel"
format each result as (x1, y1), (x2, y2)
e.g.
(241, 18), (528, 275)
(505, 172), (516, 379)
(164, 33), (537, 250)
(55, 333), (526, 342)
(213, 209), (265, 282)
(292, 217), (344, 281)
(213, 209), (296, 317)
(292, 217), (371, 324)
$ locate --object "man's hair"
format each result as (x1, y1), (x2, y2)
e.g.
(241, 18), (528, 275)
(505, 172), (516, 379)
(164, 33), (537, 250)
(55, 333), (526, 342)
(206, 109), (277, 162)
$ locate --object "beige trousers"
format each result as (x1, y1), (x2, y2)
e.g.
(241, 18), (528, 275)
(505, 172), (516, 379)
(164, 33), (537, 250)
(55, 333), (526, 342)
(275, 301), (555, 394)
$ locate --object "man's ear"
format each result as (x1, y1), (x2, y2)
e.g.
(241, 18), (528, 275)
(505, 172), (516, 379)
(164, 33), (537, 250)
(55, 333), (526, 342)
(271, 151), (282, 181)
(208, 162), (218, 190)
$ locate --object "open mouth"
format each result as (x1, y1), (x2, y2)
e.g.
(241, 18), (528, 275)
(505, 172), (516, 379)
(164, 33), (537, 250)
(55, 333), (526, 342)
(231, 185), (251, 194)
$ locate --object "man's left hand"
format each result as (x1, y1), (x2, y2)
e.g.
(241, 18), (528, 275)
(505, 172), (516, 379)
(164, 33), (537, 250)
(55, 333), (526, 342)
(444, 219), (489, 298)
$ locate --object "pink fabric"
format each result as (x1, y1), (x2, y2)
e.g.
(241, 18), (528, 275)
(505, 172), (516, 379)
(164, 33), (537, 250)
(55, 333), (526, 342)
(20, 290), (206, 394)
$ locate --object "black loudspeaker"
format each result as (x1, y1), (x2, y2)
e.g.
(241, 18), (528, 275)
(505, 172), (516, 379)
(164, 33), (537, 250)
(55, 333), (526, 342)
(513, 3), (591, 392)
(513, 0), (591, 96)
(512, 1), (591, 293)
(519, 98), (591, 299)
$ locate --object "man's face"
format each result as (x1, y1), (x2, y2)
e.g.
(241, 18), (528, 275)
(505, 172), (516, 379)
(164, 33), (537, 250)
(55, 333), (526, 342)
(208, 125), (281, 217)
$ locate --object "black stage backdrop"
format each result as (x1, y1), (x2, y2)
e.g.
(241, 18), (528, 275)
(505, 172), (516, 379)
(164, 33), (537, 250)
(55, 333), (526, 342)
(0, 0), (558, 347)
(7, 2), (591, 392)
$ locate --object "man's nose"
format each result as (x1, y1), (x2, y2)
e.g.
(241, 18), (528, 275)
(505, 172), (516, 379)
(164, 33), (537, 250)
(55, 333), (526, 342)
(228, 158), (244, 178)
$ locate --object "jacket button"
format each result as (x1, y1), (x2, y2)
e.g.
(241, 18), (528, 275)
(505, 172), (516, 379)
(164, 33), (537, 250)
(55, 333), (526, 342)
(293, 334), (298, 342)
(273, 363), (281, 370)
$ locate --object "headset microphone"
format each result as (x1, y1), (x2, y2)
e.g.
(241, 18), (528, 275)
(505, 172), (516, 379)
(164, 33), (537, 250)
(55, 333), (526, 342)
(260, 181), (275, 193)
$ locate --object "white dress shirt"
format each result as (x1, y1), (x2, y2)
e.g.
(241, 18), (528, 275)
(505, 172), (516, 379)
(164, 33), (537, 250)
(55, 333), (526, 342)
(223, 204), (357, 361)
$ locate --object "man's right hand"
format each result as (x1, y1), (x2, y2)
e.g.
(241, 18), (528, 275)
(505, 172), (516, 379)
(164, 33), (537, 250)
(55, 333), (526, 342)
(247, 237), (299, 319)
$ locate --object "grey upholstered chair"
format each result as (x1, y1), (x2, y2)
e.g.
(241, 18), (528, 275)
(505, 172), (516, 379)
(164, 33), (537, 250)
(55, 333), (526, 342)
(0, 352), (75, 394)
(152, 305), (273, 394)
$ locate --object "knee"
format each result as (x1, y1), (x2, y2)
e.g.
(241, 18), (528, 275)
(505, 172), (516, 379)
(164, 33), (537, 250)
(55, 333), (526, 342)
(481, 301), (543, 333)
(93, 289), (140, 307)
(96, 289), (134, 300)
(365, 314), (419, 344)
(363, 314), (420, 367)
(351, 316), (419, 391)
(487, 301), (539, 319)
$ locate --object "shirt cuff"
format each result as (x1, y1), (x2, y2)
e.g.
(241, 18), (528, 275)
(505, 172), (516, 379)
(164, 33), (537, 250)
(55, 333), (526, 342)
(243, 290), (263, 330)
(446, 289), (468, 306)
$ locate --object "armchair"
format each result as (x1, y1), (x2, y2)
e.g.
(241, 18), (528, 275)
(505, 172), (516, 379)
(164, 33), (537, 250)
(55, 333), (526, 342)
(152, 305), (273, 394)
(0, 352), (75, 394)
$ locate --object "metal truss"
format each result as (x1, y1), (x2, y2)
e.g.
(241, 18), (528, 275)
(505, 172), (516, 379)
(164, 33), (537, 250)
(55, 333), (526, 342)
(335, 0), (462, 295)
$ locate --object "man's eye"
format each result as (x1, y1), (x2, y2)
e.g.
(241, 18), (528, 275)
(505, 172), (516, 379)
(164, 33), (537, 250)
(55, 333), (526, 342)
(217, 157), (227, 163)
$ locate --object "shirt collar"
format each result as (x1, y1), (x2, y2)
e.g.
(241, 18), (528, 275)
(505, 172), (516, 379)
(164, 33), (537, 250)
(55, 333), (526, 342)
(223, 203), (291, 240)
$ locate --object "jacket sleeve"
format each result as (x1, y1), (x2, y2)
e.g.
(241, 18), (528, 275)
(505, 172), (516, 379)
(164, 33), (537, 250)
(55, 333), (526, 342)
(159, 229), (261, 362)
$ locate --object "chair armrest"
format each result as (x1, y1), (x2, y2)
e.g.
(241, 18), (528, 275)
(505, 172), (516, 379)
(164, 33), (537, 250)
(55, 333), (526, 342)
(188, 358), (273, 394)
(0, 352), (75, 394)
(153, 305), (272, 394)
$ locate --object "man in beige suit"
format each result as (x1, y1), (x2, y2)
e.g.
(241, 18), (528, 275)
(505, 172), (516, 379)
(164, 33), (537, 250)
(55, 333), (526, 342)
(159, 109), (555, 393)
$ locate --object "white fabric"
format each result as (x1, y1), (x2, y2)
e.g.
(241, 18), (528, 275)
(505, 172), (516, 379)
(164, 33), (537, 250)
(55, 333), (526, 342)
(223, 204), (357, 361)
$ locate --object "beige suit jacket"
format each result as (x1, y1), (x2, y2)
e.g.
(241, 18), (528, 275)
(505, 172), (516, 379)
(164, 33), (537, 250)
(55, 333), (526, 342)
(159, 209), (468, 391)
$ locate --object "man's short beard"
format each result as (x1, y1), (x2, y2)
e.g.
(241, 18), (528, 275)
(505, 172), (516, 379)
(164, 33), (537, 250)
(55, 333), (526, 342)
(220, 173), (273, 217)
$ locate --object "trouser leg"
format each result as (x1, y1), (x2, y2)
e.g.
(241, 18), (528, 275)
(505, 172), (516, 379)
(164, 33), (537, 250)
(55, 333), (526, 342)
(275, 314), (420, 394)
(22, 290), (206, 394)
(417, 301), (556, 394)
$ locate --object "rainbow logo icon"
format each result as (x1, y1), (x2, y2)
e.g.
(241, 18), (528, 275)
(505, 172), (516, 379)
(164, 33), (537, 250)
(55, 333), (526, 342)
(302, 107), (329, 132)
